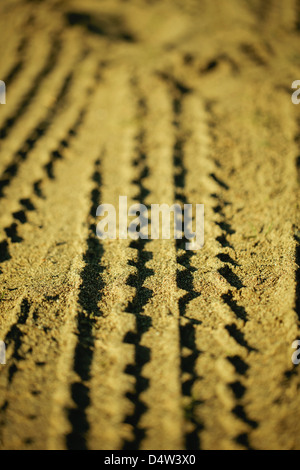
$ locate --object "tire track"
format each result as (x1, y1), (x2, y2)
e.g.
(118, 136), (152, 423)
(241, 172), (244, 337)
(0, 50), (101, 240)
(122, 86), (153, 450)
(66, 158), (104, 450)
(0, 3), (32, 84)
(0, 27), (82, 176)
(123, 74), (184, 451)
(205, 100), (258, 448)
(198, 83), (299, 450)
(168, 77), (203, 449)
(0, 67), (75, 257)
(0, 69), (113, 449)
(2, 36), (29, 89)
(0, 36), (62, 141)
(0, 16), (59, 131)
(2, 103), (86, 247)
(85, 70), (141, 450)
(3, 298), (31, 384)
(169, 90), (259, 449)
(0, 68), (72, 195)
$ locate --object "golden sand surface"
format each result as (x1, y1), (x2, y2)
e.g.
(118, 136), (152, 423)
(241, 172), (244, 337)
(0, 0), (300, 450)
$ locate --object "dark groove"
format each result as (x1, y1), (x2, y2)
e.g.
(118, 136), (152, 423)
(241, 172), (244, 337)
(218, 266), (244, 290)
(227, 355), (249, 375)
(200, 54), (239, 75)
(216, 234), (233, 249)
(240, 43), (267, 67)
(236, 433), (253, 449)
(201, 59), (218, 73)
(3, 61), (22, 87)
(0, 240), (11, 263)
(222, 291), (248, 322)
(225, 324), (256, 352)
(20, 198), (35, 211)
(65, 11), (136, 42)
(296, 155), (300, 181)
(4, 299), (31, 383)
(232, 405), (258, 429)
(216, 221), (235, 235)
(158, 72), (193, 96)
(4, 223), (23, 243)
(216, 253), (238, 266)
(230, 381), (246, 399)
(33, 181), (45, 199)
(210, 173), (229, 190)
(13, 210), (27, 224)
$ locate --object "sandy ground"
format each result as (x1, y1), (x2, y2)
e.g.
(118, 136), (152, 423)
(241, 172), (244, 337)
(0, 0), (300, 450)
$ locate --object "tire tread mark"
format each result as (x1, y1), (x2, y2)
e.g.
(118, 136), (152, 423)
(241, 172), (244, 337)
(122, 85), (153, 450)
(66, 158), (104, 451)
(0, 69), (73, 199)
(206, 100), (258, 449)
(3, 299), (31, 384)
(0, 36), (62, 141)
(160, 72), (203, 450)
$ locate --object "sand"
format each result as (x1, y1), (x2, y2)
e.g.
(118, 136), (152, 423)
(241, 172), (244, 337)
(0, 0), (300, 450)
